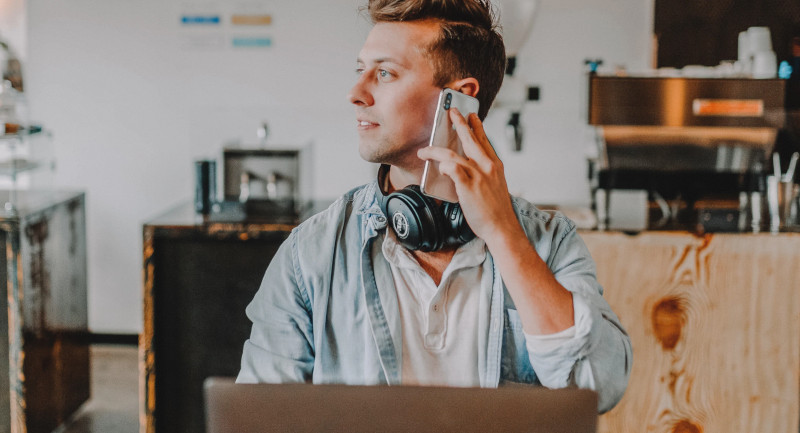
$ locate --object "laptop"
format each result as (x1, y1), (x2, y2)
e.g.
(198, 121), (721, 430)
(204, 377), (598, 433)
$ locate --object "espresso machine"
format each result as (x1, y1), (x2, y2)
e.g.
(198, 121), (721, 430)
(221, 146), (312, 219)
(587, 75), (785, 232)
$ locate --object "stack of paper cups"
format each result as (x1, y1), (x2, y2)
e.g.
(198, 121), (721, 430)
(738, 31), (750, 64)
(741, 26), (777, 79)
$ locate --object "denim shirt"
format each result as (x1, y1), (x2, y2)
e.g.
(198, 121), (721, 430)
(237, 180), (632, 412)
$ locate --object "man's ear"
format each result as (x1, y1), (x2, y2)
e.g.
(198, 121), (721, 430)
(449, 78), (480, 98)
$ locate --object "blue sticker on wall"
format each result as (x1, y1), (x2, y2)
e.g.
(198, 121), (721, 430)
(231, 37), (272, 48)
(181, 15), (221, 25)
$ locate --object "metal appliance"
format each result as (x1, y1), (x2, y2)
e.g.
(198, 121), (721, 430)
(222, 146), (312, 217)
(587, 75), (785, 232)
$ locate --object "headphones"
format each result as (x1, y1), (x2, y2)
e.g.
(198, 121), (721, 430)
(377, 165), (475, 252)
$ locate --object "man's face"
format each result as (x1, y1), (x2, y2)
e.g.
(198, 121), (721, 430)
(348, 20), (443, 171)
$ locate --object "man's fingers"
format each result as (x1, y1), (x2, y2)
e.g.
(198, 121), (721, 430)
(417, 145), (475, 184)
(467, 113), (499, 159)
(437, 159), (470, 183)
(449, 108), (492, 168)
(418, 145), (469, 167)
(449, 109), (482, 156)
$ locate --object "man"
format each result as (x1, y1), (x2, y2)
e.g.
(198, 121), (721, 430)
(238, 0), (632, 413)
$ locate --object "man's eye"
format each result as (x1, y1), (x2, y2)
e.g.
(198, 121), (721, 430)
(378, 69), (392, 79)
(356, 68), (364, 75)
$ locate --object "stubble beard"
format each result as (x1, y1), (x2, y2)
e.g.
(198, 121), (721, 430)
(359, 136), (426, 171)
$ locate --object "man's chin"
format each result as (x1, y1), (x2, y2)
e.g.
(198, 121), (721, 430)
(358, 148), (379, 164)
(358, 143), (387, 164)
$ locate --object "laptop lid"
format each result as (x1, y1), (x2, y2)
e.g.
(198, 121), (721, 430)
(204, 377), (597, 433)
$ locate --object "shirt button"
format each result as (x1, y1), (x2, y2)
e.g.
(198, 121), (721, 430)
(433, 304), (439, 312)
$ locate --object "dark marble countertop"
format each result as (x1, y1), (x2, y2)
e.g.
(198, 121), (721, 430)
(143, 200), (332, 237)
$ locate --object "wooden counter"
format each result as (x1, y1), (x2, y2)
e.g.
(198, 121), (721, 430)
(140, 202), (317, 433)
(583, 231), (800, 433)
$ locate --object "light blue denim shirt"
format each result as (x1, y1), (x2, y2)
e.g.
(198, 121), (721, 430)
(237, 180), (632, 412)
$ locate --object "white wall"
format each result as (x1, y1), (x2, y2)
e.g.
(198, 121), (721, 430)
(0, 0), (25, 61)
(498, 0), (654, 203)
(24, 0), (653, 333)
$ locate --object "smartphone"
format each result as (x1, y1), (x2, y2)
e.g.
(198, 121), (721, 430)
(420, 88), (480, 203)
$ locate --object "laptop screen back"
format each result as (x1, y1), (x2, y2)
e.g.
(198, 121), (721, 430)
(204, 378), (597, 433)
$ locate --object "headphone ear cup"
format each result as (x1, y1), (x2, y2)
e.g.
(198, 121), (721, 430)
(385, 187), (443, 251)
(441, 201), (475, 246)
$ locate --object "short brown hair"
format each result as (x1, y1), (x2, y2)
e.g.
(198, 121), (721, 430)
(367, 0), (506, 120)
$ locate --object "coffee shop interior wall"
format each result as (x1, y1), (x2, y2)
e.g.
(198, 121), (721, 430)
(17, 0), (653, 333)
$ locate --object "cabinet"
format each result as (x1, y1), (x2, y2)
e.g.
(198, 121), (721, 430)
(586, 232), (800, 432)
(654, 0), (800, 68)
(0, 190), (89, 433)
(141, 202), (310, 433)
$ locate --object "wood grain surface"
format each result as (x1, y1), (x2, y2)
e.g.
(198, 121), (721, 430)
(582, 232), (800, 433)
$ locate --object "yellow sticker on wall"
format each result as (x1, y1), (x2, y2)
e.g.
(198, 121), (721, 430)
(231, 14), (272, 26)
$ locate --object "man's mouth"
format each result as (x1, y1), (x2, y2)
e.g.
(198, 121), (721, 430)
(357, 120), (378, 130)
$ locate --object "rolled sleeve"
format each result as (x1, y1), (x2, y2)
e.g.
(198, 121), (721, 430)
(523, 293), (592, 386)
(525, 224), (633, 413)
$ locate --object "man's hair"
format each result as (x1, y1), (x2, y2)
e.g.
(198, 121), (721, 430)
(367, 0), (506, 120)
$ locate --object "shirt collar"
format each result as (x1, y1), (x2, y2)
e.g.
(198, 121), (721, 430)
(382, 229), (487, 273)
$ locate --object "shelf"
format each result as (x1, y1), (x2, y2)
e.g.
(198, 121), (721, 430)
(0, 159), (40, 176)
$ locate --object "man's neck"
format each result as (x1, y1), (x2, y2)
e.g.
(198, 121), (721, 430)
(386, 165), (423, 193)
(410, 248), (457, 286)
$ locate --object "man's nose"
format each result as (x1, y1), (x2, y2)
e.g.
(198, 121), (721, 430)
(348, 75), (374, 106)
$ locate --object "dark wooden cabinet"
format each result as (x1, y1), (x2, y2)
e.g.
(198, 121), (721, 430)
(655, 0), (800, 68)
(0, 191), (89, 433)
(141, 202), (310, 433)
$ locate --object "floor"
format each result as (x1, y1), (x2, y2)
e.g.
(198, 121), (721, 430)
(56, 344), (139, 433)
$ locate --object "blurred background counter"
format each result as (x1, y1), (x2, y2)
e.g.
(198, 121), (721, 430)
(140, 200), (327, 433)
(583, 230), (800, 433)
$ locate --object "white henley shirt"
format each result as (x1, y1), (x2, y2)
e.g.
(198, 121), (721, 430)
(381, 230), (578, 387)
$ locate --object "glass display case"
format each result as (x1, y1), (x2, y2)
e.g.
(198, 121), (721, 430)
(0, 80), (55, 216)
